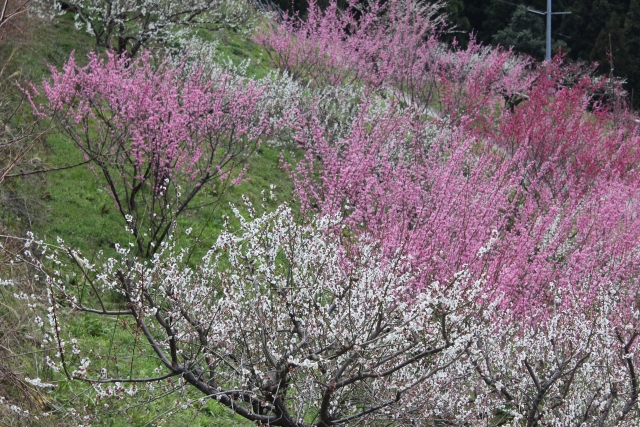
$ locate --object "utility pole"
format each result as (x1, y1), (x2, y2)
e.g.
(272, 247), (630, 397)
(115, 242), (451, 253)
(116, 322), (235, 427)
(527, 0), (571, 60)
(547, 0), (552, 60)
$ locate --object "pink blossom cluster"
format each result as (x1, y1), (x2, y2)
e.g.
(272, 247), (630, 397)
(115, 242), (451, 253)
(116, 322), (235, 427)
(256, 0), (533, 116)
(257, 0), (640, 325)
(293, 78), (640, 323)
(34, 51), (269, 187)
(28, 51), (274, 256)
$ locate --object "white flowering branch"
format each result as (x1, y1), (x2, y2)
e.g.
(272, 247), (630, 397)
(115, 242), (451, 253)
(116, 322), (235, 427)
(49, 0), (255, 57)
(6, 205), (640, 425)
(13, 204), (485, 425)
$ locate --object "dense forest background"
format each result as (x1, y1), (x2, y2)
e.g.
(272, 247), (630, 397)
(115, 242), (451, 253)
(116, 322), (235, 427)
(273, 0), (640, 108)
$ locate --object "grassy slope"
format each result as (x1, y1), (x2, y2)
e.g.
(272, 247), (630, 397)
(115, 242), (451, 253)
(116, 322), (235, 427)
(0, 10), (297, 427)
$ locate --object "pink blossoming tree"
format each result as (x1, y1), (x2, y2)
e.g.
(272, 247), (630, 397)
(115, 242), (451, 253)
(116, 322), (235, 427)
(29, 51), (273, 257)
(255, 0), (534, 117)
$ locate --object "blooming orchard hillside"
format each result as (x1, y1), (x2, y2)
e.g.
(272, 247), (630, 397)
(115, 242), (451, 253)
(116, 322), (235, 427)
(3, 0), (640, 425)
(260, 0), (640, 317)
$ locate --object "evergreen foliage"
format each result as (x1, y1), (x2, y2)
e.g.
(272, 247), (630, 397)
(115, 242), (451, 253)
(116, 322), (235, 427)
(453, 0), (640, 107)
(624, 0), (640, 103)
(492, 5), (565, 59)
(440, 0), (472, 45)
(590, 12), (629, 76)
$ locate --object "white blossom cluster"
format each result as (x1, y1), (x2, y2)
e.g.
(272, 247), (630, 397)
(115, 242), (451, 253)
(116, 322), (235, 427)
(7, 203), (635, 425)
(170, 36), (400, 148)
(33, 0), (256, 57)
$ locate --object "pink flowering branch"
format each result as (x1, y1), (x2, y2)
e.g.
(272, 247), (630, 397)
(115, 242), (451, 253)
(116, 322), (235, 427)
(291, 60), (640, 322)
(256, 0), (534, 116)
(28, 51), (273, 257)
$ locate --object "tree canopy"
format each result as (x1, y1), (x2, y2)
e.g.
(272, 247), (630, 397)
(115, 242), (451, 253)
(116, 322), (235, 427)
(457, 0), (640, 107)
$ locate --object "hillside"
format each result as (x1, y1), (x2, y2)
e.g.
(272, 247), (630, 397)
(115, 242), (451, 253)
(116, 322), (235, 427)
(2, 0), (640, 426)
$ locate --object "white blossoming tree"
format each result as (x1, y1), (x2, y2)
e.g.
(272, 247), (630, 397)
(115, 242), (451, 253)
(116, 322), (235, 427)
(50, 0), (255, 57)
(26, 204), (478, 425)
(466, 293), (640, 426)
(7, 202), (639, 426)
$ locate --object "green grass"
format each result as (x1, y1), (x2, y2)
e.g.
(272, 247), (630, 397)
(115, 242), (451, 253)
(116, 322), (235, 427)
(36, 132), (299, 259)
(32, 133), (130, 255)
(191, 26), (274, 79)
(49, 311), (254, 427)
(0, 13), (95, 84)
